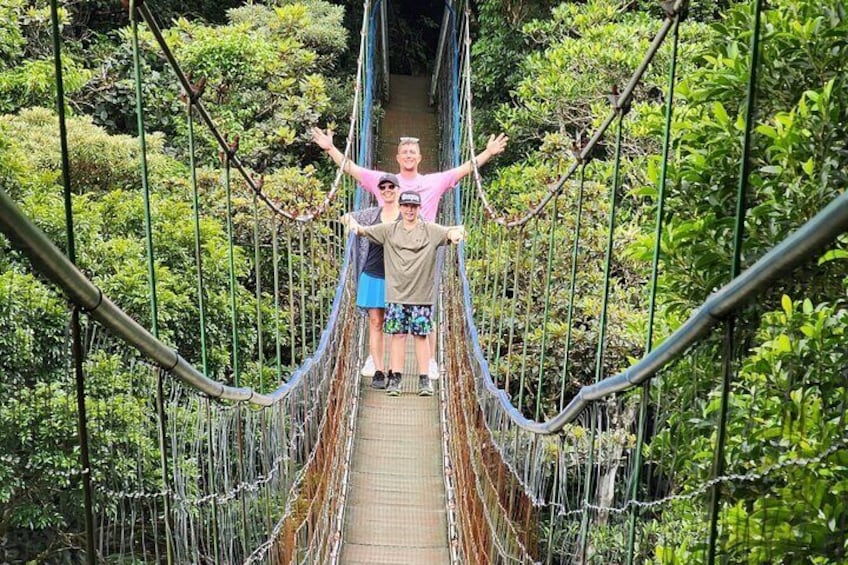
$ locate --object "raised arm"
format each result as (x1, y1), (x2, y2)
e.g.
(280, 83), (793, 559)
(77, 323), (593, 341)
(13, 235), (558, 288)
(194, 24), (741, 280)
(450, 133), (508, 182)
(344, 216), (389, 245)
(310, 127), (368, 183)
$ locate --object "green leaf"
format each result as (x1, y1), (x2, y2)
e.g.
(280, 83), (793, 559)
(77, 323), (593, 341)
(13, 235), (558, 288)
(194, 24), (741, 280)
(713, 101), (730, 126)
(756, 124), (778, 138)
(818, 249), (848, 265)
(775, 334), (792, 353)
(800, 324), (816, 338)
(802, 157), (815, 176)
(781, 294), (793, 316)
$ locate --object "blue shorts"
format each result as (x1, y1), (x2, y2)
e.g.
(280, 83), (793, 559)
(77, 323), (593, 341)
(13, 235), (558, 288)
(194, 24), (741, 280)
(356, 272), (385, 309)
(383, 303), (434, 336)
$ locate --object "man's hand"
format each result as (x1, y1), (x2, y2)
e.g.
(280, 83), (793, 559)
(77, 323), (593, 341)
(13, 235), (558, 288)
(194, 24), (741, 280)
(346, 216), (363, 235)
(448, 226), (466, 244)
(485, 133), (508, 156)
(310, 127), (334, 152)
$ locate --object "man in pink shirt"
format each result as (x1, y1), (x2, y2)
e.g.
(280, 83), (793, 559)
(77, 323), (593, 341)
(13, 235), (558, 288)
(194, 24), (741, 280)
(311, 128), (508, 377)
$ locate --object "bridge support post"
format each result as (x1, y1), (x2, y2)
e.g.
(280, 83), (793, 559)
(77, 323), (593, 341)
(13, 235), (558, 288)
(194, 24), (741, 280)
(707, 0), (764, 563)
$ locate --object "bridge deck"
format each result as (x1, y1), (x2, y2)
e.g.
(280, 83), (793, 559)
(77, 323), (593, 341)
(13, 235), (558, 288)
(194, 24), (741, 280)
(339, 74), (450, 564)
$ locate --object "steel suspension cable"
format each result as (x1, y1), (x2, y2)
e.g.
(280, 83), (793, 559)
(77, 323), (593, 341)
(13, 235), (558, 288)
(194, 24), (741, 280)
(626, 13), (681, 562)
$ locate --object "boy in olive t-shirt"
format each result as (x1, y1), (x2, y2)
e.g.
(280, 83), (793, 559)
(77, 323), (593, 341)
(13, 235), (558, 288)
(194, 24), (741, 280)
(345, 191), (465, 396)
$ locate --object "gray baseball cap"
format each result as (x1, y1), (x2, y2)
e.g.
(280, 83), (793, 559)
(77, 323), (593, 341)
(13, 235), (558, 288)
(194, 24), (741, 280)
(398, 191), (421, 206)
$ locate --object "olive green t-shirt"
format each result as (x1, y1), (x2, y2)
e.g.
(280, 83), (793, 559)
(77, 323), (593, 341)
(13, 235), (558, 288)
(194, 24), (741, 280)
(359, 220), (452, 305)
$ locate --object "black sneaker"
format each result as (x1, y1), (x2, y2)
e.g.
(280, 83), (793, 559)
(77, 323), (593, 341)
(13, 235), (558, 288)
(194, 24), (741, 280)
(418, 375), (434, 397)
(386, 372), (401, 396)
(371, 370), (387, 390)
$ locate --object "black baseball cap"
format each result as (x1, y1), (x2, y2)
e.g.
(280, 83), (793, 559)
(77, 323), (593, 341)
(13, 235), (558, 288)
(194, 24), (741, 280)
(378, 173), (400, 187)
(398, 191), (421, 206)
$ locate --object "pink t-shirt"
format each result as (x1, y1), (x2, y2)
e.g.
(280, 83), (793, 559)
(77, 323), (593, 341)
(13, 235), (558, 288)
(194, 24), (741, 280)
(359, 168), (458, 222)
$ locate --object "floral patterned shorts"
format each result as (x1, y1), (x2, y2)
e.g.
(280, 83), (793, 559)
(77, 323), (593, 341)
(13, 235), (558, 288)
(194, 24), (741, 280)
(383, 303), (433, 336)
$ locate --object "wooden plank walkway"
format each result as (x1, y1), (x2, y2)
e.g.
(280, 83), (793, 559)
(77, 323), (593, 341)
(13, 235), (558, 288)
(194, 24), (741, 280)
(339, 74), (450, 564)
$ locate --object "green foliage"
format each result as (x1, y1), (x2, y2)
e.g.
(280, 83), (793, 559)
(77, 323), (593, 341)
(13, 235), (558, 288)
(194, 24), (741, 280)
(639, 2), (848, 560)
(0, 0), (90, 115)
(471, 0), (557, 107)
(717, 296), (848, 560)
(657, 0), (848, 312)
(0, 0), (27, 69)
(468, 161), (650, 414)
(0, 55), (92, 113)
(498, 0), (711, 158)
(78, 1), (348, 176)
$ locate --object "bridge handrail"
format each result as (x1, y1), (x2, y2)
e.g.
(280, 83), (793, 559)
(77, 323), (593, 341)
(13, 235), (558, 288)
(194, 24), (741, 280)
(459, 188), (848, 434)
(0, 187), (354, 407)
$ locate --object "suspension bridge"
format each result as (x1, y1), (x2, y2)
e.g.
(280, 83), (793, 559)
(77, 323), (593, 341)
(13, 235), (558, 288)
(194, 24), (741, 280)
(1, 0), (847, 563)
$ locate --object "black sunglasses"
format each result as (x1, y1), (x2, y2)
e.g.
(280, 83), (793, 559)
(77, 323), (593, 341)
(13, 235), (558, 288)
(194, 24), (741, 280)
(378, 183), (396, 191)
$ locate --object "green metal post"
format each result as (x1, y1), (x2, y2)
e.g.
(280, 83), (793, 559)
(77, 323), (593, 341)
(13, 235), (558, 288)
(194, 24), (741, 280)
(626, 15), (680, 563)
(223, 158), (241, 386)
(130, 5), (173, 561)
(579, 114), (625, 561)
(272, 217), (283, 382)
(535, 195), (559, 420)
(516, 217), (541, 414)
(49, 1), (95, 561)
(253, 194), (264, 389)
(503, 235), (522, 394)
(559, 163), (587, 410)
(708, 1), (763, 562)
(298, 227), (307, 359)
(187, 102), (210, 376)
(492, 230), (511, 380)
(286, 228), (296, 368)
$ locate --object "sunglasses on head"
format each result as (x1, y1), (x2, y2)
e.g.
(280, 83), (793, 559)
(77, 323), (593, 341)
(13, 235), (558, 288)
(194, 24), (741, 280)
(399, 136), (419, 144)
(378, 183), (396, 191)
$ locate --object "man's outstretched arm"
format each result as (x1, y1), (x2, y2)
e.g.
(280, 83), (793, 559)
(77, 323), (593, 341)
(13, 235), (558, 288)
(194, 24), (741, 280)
(310, 127), (367, 183)
(447, 225), (466, 245)
(450, 133), (508, 182)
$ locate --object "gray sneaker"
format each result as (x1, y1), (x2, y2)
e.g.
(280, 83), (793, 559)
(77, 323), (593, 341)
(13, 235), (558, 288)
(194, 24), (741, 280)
(371, 370), (387, 390)
(386, 373), (401, 396)
(418, 375), (434, 397)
